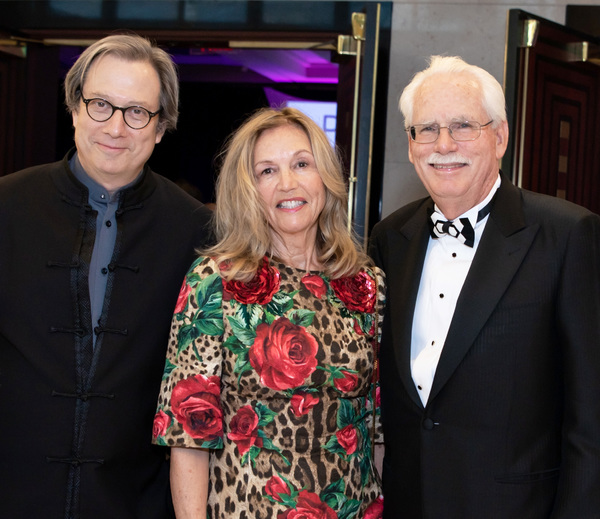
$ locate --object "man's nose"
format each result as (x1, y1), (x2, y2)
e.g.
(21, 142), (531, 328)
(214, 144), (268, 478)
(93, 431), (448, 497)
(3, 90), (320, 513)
(104, 110), (128, 136)
(434, 127), (458, 152)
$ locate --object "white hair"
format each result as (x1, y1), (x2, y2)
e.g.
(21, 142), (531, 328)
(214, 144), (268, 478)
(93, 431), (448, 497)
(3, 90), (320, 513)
(399, 55), (507, 128)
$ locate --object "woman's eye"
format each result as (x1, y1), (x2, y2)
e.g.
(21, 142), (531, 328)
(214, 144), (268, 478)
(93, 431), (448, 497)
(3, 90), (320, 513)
(297, 157), (314, 169)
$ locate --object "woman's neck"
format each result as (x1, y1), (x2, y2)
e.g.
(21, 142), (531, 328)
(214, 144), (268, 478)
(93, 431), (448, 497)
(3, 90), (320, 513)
(270, 235), (323, 272)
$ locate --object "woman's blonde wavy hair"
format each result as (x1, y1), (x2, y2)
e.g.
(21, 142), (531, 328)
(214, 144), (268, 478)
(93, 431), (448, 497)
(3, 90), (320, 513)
(203, 107), (370, 282)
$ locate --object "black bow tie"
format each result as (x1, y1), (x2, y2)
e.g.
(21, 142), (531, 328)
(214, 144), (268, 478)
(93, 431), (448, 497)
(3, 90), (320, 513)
(428, 199), (494, 248)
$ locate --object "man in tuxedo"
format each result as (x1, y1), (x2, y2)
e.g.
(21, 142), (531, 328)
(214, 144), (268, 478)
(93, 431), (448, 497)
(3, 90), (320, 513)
(369, 55), (600, 518)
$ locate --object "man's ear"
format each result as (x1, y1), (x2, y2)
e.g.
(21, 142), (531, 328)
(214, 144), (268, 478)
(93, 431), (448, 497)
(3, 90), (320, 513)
(495, 120), (509, 160)
(408, 134), (415, 165)
(155, 124), (166, 144)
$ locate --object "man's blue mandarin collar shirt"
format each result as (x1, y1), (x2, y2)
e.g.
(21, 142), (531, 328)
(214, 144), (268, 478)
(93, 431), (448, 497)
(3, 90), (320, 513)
(69, 152), (141, 346)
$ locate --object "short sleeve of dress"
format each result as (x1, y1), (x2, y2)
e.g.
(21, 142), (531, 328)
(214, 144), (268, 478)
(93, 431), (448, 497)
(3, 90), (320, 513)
(152, 256), (226, 450)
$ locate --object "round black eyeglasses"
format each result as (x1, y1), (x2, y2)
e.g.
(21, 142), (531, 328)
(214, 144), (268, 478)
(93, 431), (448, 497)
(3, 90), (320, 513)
(82, 96), (161, 130)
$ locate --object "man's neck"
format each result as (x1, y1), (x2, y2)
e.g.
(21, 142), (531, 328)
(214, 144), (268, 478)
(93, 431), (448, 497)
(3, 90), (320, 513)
(71, 152), (142, 195)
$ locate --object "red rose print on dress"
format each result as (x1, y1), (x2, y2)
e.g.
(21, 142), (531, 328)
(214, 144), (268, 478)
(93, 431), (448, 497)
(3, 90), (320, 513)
(301, 274), (327, 299)
(353, 318), (376, 336)
(330, 270), (376, 313)
(223, 258), (280, 305)
(227, 405), (263, 456)
(290, 391), (319, 417)
(249, 317), (319, 391)
(334, 370), (358, 393)
(264, 475), (291, 503)
(353, 319), (364, 336)
(336, 424), (358, 455)
(174, 280), (192, 314)
(171, 374), (223, 441)
(152, 409), (171, 439)
(364, 495), (384, 519)
(278, 490), (337, 519)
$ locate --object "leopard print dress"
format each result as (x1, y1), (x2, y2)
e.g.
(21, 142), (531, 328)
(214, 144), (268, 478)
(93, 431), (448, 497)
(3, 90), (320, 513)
(153, 256), (386, 518)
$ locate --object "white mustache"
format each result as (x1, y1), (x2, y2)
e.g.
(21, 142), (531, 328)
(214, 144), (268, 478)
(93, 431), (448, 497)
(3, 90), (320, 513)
(427, 153), (472, 166)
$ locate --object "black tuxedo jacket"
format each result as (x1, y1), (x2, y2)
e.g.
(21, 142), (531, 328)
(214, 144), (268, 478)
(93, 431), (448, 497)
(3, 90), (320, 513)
(369, 173), (600, 519)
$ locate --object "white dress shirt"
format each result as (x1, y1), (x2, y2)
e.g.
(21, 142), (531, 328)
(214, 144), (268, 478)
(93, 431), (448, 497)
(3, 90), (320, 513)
(411, 176), (501, 405)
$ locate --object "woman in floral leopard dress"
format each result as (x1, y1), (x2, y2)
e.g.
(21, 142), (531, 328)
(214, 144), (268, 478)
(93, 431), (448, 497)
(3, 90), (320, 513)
(153, 107), (386, 519)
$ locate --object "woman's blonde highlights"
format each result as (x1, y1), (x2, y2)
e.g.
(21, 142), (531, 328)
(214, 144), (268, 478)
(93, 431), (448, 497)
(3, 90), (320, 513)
(204, 107), (370, 281)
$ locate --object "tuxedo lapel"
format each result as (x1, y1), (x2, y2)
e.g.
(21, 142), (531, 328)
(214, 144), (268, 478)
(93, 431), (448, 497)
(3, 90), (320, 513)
(428, 177), (540, 402)
(387, 202), (432, 408)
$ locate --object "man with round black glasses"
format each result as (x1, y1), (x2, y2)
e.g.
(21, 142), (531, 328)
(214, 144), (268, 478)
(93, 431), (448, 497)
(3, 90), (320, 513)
(369, 55), (600, 518)
(0, 34), (213, 518)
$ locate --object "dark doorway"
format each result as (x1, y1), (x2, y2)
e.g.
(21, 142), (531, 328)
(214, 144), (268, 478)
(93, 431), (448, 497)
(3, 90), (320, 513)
(504, 9), (600, 214)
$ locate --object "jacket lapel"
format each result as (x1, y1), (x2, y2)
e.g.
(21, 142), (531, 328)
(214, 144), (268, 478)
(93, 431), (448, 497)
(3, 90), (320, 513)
(388, 202), (432, 408)
(428, 176), (539, 403)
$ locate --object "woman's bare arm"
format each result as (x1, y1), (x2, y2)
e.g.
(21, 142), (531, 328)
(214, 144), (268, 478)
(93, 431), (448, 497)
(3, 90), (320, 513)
(170, 447), (210, 519)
